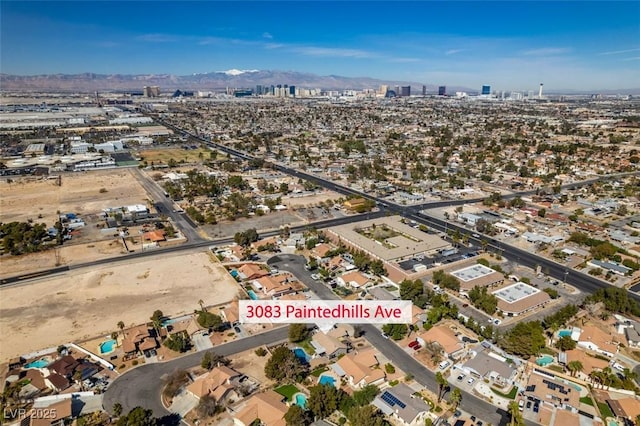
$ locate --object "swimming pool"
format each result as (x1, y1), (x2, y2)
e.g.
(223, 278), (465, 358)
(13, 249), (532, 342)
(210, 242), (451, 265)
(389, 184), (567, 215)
(294, 393), (307, 409)
(536, 355), (554, 366)
(248, 290), (258, 300)
(99, 339), (117, 354)
(558, 330), (572, 338)
(318, 374), (336, 387)
(24, 358), (50, 369)
(293, 348), (310, 364)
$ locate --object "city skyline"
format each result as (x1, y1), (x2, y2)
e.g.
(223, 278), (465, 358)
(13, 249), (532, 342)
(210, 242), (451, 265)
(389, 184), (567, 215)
(1, 1), (639, 91)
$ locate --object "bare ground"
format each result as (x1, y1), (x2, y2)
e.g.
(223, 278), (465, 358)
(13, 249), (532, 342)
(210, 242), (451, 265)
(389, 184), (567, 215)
(0, 251), (240, 361)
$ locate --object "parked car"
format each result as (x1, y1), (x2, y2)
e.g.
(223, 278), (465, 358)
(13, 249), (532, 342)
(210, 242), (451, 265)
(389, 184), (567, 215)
(381, 332), (389, 339)
(456, 374), (465, 381)
(412, 344), (421, 351)
(408, 340), (419, 348)
(310, 273), (321, 280)
(467, 377), (475, 385)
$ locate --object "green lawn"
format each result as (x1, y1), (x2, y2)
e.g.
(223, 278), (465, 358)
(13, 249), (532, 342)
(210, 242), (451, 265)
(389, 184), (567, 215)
(311, 367), (329, 377)
(490, 386), (518, 399)
(298, 338), (316, 355)
(598, 401), (614, 418)
(547, 365), (565, 373)
(275, 384), (300, 401)
(580, 396), (594, 406)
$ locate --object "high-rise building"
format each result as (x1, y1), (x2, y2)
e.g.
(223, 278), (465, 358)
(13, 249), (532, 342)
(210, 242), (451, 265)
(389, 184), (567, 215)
(256, 85), (263, 95)
(538, 83), (544, 98)
(481, 85), (491, 95)
(143, 86), (160, 97)
(438, 86), (446, 96)
(401, 86), (411, 97)
(289, 85), (296, 97)
(422, 85), (427, 96)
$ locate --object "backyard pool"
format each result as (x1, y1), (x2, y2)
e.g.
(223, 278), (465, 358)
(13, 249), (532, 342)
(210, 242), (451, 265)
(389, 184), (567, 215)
(293, 348), (310, 364)
(99, 339), (117, 354)
(318, 374), (336, 387)
(248, 290), (259, 300)
(609, 421), (619, 426)
(536, 355), (554, 366)
(558, 330), (572, 338)
(24, 358), (50, 369)
(294, 393), (307, 409)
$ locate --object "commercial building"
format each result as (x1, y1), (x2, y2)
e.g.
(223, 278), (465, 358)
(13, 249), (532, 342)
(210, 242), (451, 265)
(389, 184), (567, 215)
(143, 86), (160, 97)
(481, 85), (491, 95)
(401, 86), (411, 97)
(450, 264), (505, 291)
(438, 86), (446, 96)
(492, 282), (550, 316)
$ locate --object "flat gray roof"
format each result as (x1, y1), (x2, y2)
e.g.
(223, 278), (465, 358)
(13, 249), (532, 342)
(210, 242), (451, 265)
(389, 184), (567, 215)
(451, 264), (495, 282)
(493, 282), (540, 304)
(329, 216), (451, 262)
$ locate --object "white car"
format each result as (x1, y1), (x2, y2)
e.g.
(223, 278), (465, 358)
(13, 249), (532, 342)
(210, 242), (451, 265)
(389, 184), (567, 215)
(467, 377), (475, 385)
(310, 273), (321, 280)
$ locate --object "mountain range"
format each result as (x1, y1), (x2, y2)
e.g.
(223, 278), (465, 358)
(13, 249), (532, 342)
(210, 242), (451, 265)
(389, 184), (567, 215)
(0, 70), (462, 93)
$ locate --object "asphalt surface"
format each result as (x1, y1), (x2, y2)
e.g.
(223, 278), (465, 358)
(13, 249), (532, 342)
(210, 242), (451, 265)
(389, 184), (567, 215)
(102, 326), (289, 418)
(267, 254), (517, 426)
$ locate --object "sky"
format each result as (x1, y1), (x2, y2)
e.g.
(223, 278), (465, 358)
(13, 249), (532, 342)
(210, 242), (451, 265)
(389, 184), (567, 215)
(1, 1), (639, 91)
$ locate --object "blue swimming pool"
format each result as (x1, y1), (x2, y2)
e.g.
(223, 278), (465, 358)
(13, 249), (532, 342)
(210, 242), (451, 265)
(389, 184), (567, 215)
(536, 355), (554, 366)
(293, 348), (310, 364)
(25, 359), (49, 369)
(100, 339), (117, 354)
(318, 374), (336, 387)
(248, 290), (258, 300)
(294, 393), (307, 409)
(230, 270), (239, 278)
(559, 330), (572, 338)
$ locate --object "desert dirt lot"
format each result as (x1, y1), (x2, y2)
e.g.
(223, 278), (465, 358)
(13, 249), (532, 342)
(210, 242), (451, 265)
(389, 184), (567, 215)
(0, 251), (240, 361)
(0, 168), (150, 226)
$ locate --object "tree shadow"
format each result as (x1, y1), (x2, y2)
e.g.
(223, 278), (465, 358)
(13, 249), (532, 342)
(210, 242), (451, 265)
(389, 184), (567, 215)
(157, 413), (182, 426)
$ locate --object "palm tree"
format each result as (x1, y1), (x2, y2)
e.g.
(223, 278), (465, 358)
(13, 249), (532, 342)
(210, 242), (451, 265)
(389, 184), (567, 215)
(198, 299), (206, 312)
(435, 371), (448, 403)
(112, 402), (123, 418)
(508, 401), (524, 426)
(567, 360), (583, 377)
(602, 367), (613, 390)
(449, 387), (462, 410)
(117, 321), (125, 346)
(589, 370), (604, 389)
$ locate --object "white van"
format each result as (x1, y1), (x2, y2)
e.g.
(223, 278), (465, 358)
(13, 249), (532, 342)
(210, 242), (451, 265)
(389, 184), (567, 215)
(439, 360), (451, 370)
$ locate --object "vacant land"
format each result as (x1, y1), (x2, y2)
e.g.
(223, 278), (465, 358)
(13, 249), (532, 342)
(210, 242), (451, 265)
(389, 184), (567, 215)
(137, 148), (213, 164)
(0, 251), (240, 361)
(0, 169), (149, 226)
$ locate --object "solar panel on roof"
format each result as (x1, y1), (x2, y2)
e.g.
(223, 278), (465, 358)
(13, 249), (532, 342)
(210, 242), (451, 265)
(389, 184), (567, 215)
(381, 391), (406, 409)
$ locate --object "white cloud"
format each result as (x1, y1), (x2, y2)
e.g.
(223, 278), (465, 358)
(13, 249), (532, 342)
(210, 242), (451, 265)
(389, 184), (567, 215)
(136, 33), (179, 43)
(622, 56), (640, 61)
(521, 47), (570, 56)
(445, 49), (464, 56)
(262, 32), (273, 39)
(292, 46), (375, 58)
(598, 48), (640, 55)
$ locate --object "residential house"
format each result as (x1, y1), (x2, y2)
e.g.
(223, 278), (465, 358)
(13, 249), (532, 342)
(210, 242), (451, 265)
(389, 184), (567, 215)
(22, 369), (48, 394)
(618, 319), (640, 348)
(560, 349), (609, 377)
(312, 243), (333, 263)
(334, 349), (385, 388)
(46, 356), (78, 379)
(187, 366), (243, 403)
(606, 397), (640, 424)
(343, 198), (367, 212)
(45, 373), (70, 392)
(523, 373), (580, 410)
(576, 325), (619, 358)
(310, 331), (349, 359)
(222, 301), (240, 325)
(233, 389), (288, 426)
(19, 398), (72, 426)
(372, 383), (430, 426)
(462, 350), (515, 385)
(417, 325), (465, 360)
(237, 263), (268, 281)
(122, 324), (158, 357)
(252, 236), (279, 251)
(251, 274), (303, 298)
(166, 317), (202, 337)
(336, 270), (371, 289)
(143, 229), (166, 242)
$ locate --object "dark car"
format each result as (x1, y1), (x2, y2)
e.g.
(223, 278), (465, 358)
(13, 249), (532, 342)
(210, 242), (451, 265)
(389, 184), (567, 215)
(533, 402), (540, 413)
(234, 326), (241, 333)
(526, 401), (532, 409)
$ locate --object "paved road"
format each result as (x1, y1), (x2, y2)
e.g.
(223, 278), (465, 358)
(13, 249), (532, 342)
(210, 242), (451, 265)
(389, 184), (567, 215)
(102, 326), (289, 418)
(267, 254), (518, 426)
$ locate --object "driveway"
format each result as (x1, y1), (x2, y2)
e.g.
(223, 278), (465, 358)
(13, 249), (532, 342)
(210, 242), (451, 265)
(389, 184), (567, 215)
(192, 332), (213, 352)
(169, 389), (199, 417)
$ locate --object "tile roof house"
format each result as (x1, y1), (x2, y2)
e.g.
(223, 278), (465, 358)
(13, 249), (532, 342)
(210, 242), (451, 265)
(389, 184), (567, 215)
(20, 398), (72, 426)
(166, 317), (203, 337)
(122, 324), (158, 356)
(417, 325), (464, 359)
(336, 270), (371, 289)
(47, 355), (78, 379)
(222, 300), (240, 324)
(372, 383), (430, 426)
(312, 243), (333, 262)
(606, 397), (640, 423)
(523, 373), (580, 410)
(233, 389), (288, 426)
(334, 348), (385, 389)
(561, 349), (609, 376)
(45, 373), (70, 392)
(311, 331), (349, 359)
(577, 325), (619, 358)
(237, 263), (268, 281)
(187, 366), (243, 402)
(462, 350), (515, 384)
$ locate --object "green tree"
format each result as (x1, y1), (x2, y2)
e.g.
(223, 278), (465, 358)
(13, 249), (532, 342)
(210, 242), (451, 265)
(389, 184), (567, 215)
(500, 321), (545, 357)
(197, 311), (224, 330)
(382, 323), (408, 340)
(352, 384), (380, 406)
(508, 401), (525, 426)
(197, 394), (222, 418)
(116, 407), (157, 426)
(436, 372), (448, 403)
(264, 346), (307, 382)
(201, 351), (230, 370)
(284, 404), (311, 426)
(567, 361), (584, 377)
(307, 384), (345, 419)
(555, 335), (576, 351)
(346, 404), (386, 426)
(117, 321), (126, 343)
(289, 324), (311, 343)
(112, 402), (123, 417)
(449, 387), (462, 410)
(163, 334), (190, 352)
